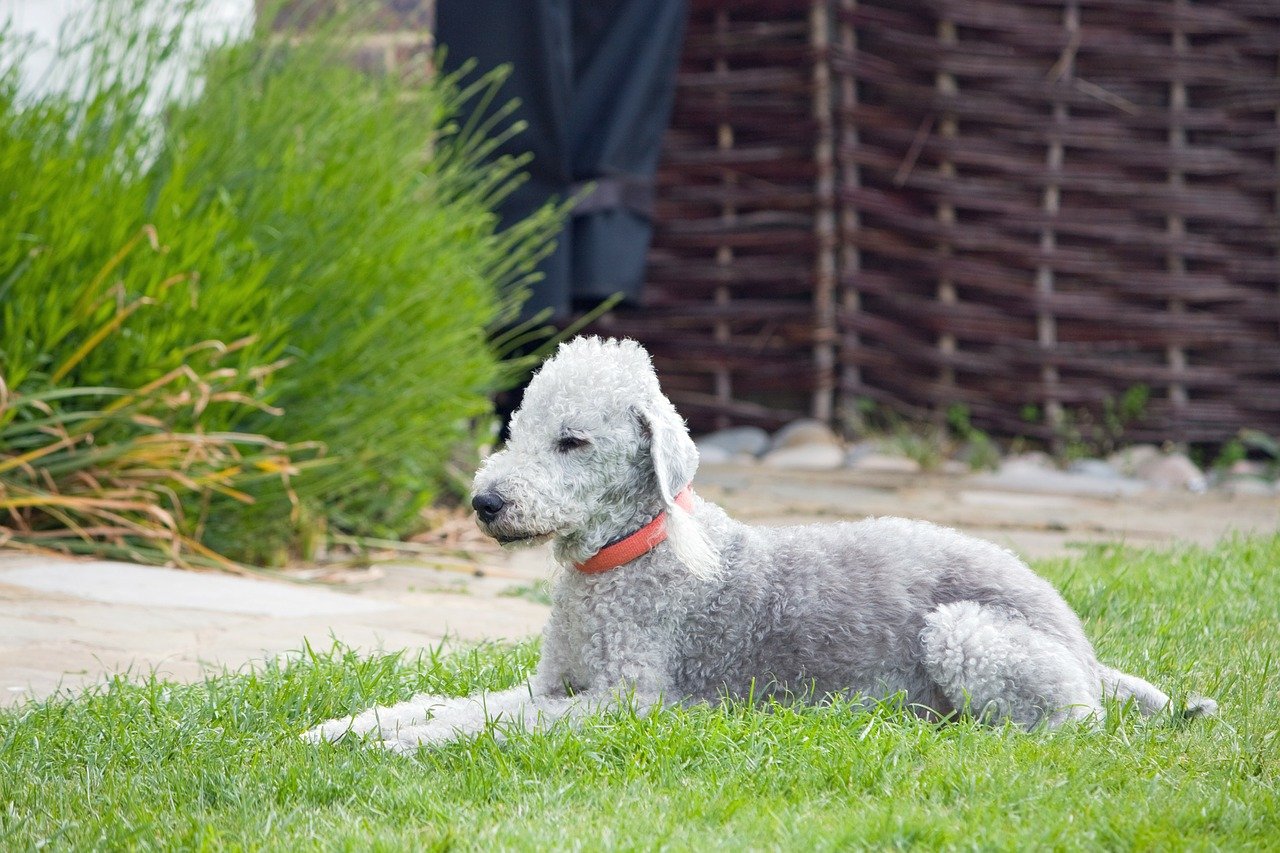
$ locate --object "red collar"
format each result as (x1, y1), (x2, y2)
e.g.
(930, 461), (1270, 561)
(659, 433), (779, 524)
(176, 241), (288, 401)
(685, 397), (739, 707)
(574, 487), (696, 574)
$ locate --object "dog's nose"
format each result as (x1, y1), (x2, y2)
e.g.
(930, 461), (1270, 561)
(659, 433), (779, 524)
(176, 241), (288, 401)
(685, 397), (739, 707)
(471, 492), (506, 523)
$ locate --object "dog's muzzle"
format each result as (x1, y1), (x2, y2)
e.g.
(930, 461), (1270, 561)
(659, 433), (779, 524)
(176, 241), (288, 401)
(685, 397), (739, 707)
(471, 490), (556, 545)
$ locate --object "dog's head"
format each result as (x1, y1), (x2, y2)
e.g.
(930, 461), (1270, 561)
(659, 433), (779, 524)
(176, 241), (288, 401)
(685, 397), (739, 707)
(470, 336), (718, 576)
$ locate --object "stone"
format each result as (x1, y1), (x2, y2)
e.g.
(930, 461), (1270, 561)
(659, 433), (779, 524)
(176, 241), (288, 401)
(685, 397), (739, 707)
(1067, 458), (1121, 479)
(1218, 477), (1276, 498)
(761, 443), (845, 471)
(768, 419), (842, 452)
(998, 458), (1059, 477)
(847, 452), (923, 474)
(1004, 451), (1056, 470)
(974, 459), (1146, 497)
(1136, 453), (1207, 493)
(1228, 460), (1268, 478)
(698, 448), (759, 466)
(695, 444), (733, 464)
(695, 426), (771, 458)
(1108, 444), (1162, 476)
(844, 440), (883, 464)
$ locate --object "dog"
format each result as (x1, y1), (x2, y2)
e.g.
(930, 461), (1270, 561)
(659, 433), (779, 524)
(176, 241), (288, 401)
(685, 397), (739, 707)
(304, 336), (1214, 753)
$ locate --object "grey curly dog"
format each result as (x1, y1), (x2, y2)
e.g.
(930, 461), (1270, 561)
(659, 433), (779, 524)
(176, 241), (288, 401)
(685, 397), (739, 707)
(304, 336), (1214, 753)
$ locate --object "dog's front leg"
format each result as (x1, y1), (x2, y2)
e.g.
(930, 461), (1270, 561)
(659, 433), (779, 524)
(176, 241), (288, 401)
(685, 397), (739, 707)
(300, 688), (499, 744)
(374, 684), (666, 755)
(374, 631), (675, 754)
(304, 615), (580, 746)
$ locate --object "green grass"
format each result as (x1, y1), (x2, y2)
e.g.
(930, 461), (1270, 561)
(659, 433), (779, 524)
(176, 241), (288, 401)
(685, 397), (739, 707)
(3, 535), (1278, 849)
(499, 579), (553, 606)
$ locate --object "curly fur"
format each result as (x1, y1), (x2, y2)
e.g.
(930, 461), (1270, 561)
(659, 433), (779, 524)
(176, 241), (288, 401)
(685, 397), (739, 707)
(304, 336), (1214, 753)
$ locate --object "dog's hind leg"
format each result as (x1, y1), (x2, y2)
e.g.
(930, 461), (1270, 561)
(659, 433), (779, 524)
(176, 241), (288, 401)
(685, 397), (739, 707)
(920, 601), (1102, 729)
(1098, 664), (1217, 718)
(1098, 665), (1169, 714)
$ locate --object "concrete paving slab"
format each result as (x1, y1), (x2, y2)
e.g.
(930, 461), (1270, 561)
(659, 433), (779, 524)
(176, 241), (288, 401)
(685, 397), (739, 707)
(0, 550), (552, 706)
(0, 559), (395, 616)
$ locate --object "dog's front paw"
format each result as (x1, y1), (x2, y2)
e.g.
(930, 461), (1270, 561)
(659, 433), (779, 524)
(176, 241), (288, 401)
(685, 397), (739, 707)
(301, 715), (365, 744)
(373, 723), (466, 755)
(1182, 695), (1218, 718)
(375, 734), (421, 756)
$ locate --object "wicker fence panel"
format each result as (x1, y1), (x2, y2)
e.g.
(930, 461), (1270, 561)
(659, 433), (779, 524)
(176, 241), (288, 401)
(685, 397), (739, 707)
(597, 0), (834, 431)
(594, 0), (1280, 443)
(833, 0), (1280, 444)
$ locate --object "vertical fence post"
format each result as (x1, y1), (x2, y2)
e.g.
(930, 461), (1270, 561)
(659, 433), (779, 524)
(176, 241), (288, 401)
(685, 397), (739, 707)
(1036, 0), (1076, 445)
(713, 8), (735, 430)
(838, 0), (862, 416)
(812, 0), (838, 423)
(935, 17), (959, 416)
(1165, 0), (1190, 440)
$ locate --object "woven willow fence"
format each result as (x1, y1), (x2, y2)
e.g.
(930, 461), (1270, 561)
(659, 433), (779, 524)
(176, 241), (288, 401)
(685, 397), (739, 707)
(597, 0), (826, 430)
(604, 0), (1280, 443)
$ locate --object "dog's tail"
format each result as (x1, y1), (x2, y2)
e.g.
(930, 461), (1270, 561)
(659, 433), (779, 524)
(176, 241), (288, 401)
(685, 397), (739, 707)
(1099, 665), (1217, 718)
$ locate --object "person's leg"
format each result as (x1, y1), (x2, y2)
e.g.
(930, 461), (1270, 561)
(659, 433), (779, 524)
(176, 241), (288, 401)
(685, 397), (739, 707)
(568, 0), (688, 307)
(437, 0), (575, 321)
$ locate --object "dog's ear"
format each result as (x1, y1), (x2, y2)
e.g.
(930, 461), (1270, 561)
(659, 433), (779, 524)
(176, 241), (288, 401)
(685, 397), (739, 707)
(636, 396), (696, 507)
(634, 398), (720, 579)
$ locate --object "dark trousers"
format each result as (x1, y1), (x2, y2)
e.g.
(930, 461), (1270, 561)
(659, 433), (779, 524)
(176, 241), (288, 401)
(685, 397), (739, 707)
(437, 0), (688, 321)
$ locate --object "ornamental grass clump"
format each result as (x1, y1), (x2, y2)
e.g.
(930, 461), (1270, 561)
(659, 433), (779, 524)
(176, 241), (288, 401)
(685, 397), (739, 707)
(0, 1), (560, 564)
(0, 230), (323, 569)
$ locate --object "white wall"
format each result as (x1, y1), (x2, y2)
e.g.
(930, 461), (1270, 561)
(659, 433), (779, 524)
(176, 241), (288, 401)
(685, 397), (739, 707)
(0, 0), (254, 97)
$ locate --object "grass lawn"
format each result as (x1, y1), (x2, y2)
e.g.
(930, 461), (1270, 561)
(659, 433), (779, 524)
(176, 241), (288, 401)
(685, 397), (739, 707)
(2, 535), (1278, 850)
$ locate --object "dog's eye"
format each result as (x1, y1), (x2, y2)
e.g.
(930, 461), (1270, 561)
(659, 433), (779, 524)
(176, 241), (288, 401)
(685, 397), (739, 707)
(557, 435), (590, 453)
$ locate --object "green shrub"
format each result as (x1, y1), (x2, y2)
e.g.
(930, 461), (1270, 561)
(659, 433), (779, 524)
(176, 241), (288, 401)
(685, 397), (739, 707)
(0, 232), (324, 568)
(0, 1), (561, 563)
